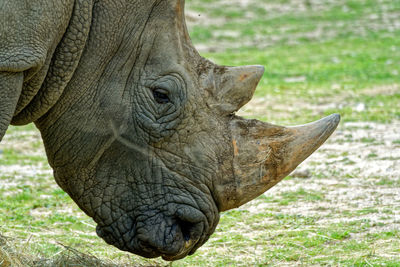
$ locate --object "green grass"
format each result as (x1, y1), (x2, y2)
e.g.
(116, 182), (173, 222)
(1, 0), (400, 266)
(277, 188), (325, 205)
(201, 36), (400, 124)
(188, 0), (400, 124)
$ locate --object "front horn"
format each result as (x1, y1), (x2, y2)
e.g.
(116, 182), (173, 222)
(215, 114), (340, 211)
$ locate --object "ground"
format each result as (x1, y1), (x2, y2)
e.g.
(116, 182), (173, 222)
(1, 0), (399, 266)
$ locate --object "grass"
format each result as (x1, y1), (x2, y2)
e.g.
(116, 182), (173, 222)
(1, 0), (400, 266)
(188, 0), (400, 124)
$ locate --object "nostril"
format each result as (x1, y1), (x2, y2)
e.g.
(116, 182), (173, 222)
(176, 219), (194, 242)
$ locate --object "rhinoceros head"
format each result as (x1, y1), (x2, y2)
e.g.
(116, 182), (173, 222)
(32, 0), (339, 260)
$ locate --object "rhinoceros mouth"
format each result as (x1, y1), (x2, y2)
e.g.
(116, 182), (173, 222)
(135, 218), (205, 260)
(96, 204), (218, 261)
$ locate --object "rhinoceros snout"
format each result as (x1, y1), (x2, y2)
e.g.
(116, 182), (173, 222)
(96, 210), (209, 261)
(138, 219), (203, 261)
(162, 218), (209, 260)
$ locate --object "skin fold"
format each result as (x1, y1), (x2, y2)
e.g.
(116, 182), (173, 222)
(0, 0), (339, 260)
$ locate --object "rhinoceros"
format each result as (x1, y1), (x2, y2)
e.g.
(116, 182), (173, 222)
(0, 0), (340, 261)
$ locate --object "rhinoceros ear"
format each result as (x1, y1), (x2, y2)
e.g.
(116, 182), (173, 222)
(212, 65), (264, 114)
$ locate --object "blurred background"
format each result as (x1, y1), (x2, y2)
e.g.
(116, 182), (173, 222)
(186, 0), (400, 124)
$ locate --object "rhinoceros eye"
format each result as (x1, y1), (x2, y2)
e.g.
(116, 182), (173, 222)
(152, 89), (170, 104)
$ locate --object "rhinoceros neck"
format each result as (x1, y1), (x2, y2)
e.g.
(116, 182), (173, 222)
(35, 1), (154, 169)
(11, 0), (93, 125)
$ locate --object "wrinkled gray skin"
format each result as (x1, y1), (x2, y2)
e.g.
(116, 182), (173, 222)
(0, 0), (340, 261)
